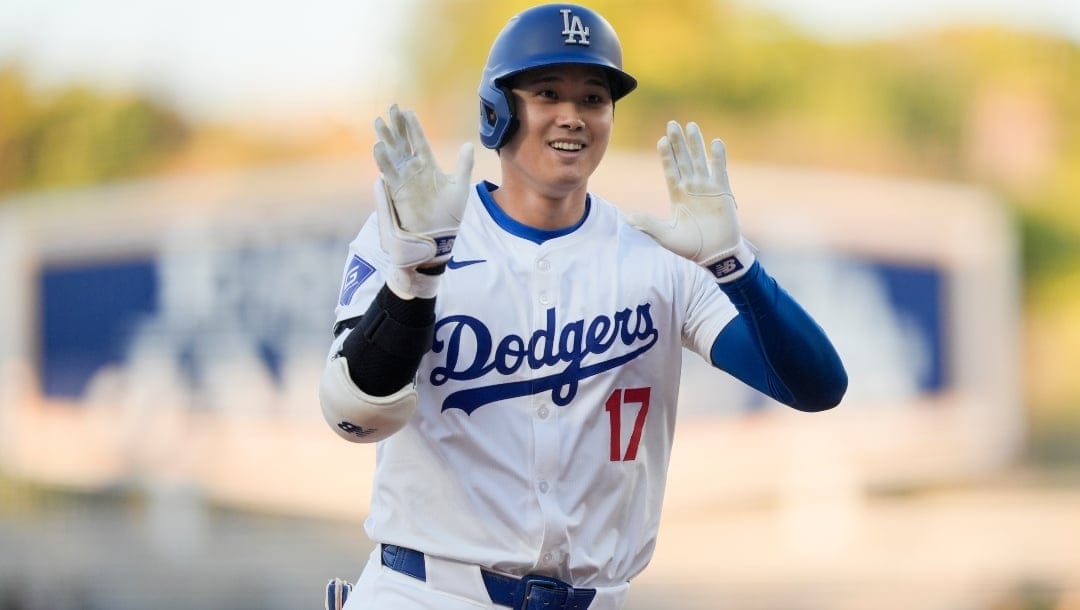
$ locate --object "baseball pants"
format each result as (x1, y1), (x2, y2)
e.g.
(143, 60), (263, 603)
(341, 547), (630, 609)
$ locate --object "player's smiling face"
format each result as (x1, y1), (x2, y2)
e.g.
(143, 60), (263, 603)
(501, 64), (613, 200)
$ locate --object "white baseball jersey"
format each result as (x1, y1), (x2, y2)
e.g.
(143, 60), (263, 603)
(333, 181), (738, 588)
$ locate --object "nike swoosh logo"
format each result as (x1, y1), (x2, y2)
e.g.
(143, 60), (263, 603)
(447, 257), (486, 269)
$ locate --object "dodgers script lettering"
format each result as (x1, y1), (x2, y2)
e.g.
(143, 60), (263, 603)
(431, 304), (659, 414)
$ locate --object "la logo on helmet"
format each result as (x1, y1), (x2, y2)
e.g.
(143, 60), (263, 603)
(560, 9), (591, 45)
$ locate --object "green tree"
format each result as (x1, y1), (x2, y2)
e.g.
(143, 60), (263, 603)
(0, 64), (189, 196)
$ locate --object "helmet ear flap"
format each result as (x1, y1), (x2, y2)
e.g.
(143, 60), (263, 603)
(479, 84), (519, 149)
(494, 86), (519, 149)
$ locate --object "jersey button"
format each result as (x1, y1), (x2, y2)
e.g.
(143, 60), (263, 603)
(542, 552), (553, 564)
(538, 481), (550, 494)
(538, 292), (551, 305)
(537, 406), (550, 419)
(537, 259), (551, 272)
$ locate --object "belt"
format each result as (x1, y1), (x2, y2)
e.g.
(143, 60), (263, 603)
(381, 544), (597, 610)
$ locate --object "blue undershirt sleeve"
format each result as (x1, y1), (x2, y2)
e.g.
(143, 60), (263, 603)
(710, 260), (848, 412)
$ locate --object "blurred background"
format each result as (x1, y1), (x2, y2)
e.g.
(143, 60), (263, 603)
(1, 0), (1078, 608)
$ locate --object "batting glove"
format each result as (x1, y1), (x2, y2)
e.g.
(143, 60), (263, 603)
(372, 104), (474, 299)
(627, 121), (755, 282)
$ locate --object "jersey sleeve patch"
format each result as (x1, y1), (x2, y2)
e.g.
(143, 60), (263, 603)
(339, 255), (376, 306)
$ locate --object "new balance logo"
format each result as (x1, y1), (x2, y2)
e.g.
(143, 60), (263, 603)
(560, 9), (590, 45)
(434, 235), (455, 256)
(337, 421), (377, 439)
(708, 256), (744, 279)
(447, 257), (486, 270)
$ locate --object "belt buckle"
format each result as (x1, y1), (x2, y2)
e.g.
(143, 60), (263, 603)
(518, 574), (571, 610)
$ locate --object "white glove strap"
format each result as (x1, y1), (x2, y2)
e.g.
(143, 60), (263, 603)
(386, 267), (442, 301)
(701, 238), (756, 283)
(374, 178), (447, 300)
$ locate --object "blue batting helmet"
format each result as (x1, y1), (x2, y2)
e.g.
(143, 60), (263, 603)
(478, 3), (638, 149)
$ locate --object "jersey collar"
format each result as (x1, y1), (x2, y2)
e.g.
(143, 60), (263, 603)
(477, 181), (591, 245)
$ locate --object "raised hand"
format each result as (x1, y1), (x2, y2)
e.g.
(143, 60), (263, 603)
(628, 120), (754, 282)
(372, 104), (474, 298)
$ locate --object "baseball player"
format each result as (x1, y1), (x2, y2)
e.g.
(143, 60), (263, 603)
(319, 3), (847, 609)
